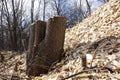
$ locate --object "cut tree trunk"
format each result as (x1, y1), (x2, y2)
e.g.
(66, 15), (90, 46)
(27, 22), (35, 63)
(26, 16), (66, 76)
(27, 20), (46, 75)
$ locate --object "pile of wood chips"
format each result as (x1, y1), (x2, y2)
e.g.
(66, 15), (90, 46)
(33, 0), (120, 79)
(0, 51), (26, 80)
(0, 0), (120, 79)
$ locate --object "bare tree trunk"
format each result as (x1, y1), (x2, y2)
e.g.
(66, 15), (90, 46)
(18, 0), (24, 51)
(12, 0), (18, 51)
(86, 0), (91, 15)
(27, 23), (35, 63)
(31, 0), (34, 23)
(27, 20), (46, 62)
(43, 0), (46, 21)
(26, 16), (66, 76)
(4, 0), (13, 50)
(79, 0), (84, 21)
(27, 20), (46, 75)
(45, 16), (66, 63)
(52, 0), (63, 16)
(0, 0), (4, 50)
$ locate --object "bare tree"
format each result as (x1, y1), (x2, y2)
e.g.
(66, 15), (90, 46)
(3, 0), (27, 51)
(52, 0), (61, 15)
(0, 0), (4, 50)
(51, 0), (66, 16)
(66, 0), (84, 27)
(11, 0), (18, 51)
(31, 0), (34, 23)
(85, 0), (91, 15)
(43, 0), (47, 21)
(17, 0), (27, 51)
(4, 0), (13, 50)
(35, 0), (41, 20)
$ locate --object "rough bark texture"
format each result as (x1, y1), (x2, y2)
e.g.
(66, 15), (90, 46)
(27, 23), (35, 63)
(27, 20), (46, 75)
(26, 16), (66, 76)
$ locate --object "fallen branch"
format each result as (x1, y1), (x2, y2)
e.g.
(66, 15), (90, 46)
(90, 36), (115, 67)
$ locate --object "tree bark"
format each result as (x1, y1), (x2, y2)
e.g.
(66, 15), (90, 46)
(26, 16), (66, 76)
(27, 20), (46, 75)
(43, 0), (46, 21)
(12, 0), (18, 51)
(31, 0), (34, 23)
(4, 0), (13, 50)
(27, 23), (35, 63)
(0, 0), (4, 50)
(86, 0), (91, 15)
(27, 20), (46, 62)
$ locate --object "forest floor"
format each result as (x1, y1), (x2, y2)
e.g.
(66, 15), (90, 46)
(0, 0), (120, 80)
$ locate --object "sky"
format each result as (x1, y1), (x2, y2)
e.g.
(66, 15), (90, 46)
(76, 0), (104, 12)
(5, 0), (104, 22)
(24, 0), (104, 13)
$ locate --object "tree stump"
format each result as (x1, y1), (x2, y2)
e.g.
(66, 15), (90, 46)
(27, 20), (46, 76)
(26, 16), (66, 76)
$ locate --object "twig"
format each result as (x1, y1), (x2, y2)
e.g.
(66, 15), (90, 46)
(61, 67), (103, 80)
(90, 39), (111, 68)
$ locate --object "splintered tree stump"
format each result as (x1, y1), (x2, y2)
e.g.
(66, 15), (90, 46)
(27, 16), (66, 76)
(27, 22), (35, 63)
(27, 20), (46, 75)
(27, 20), (46, 62)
